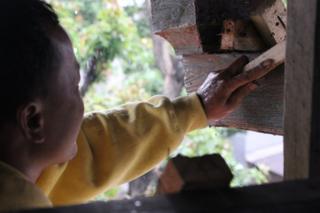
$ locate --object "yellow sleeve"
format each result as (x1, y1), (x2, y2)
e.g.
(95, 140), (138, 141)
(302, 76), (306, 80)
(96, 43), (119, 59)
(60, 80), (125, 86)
(36, 94), (207, 206)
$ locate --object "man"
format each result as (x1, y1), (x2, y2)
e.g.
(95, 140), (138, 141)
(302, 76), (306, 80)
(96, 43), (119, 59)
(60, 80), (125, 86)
(0, 0), (273, 211)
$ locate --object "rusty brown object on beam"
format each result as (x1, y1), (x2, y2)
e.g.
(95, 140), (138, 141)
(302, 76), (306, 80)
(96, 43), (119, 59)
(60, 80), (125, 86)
(221, 20), (266, 51)
(157, 154), (233, 194)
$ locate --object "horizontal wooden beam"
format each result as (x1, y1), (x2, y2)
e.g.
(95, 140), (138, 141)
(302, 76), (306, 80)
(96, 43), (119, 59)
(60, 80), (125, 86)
(151, 0), (267, 55)
(17, 179), (320, 212)
(184, 52), (284, 135)
(151, 0), (287, 53)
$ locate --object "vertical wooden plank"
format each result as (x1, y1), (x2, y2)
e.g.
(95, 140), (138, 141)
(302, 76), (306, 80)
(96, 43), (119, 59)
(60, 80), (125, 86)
(284, 0), (320, 179)
(309, 1), (320, 179)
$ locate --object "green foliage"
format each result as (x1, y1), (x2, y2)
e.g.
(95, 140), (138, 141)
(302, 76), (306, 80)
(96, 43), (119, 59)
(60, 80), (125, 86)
(83, 73), (157, 112)
(95, 187), (120, 201)
(176, 128), (225, 157)
(48, 0), (163, 104)
(47, 0), (159, 88)
(124, 4), (151, 38)
(282, 0), (287, 7)
(47, 0), (123, 63)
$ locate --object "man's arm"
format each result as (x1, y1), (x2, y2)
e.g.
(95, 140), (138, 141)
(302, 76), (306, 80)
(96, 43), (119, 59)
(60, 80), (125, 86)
(37, 94), (207, 206)
(36, 56), (273, 206)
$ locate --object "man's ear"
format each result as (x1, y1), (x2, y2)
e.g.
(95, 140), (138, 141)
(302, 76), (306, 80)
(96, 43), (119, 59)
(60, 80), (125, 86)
(17, 101), (45, 144)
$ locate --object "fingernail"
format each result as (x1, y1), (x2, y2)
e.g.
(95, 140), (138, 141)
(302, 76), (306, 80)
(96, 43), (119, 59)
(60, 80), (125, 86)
(252, 80), (260, 86)
(261, 59), (274, 69)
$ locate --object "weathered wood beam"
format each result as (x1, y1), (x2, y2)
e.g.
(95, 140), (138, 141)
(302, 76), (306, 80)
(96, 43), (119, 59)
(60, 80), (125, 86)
(195, 0), (280, 51)
(150, 0), (201, 55)
(284, 0), (320, 180)
(151, 0), (287, 53)
(150, 0), (267, 55)
(211, 41), (286, 134)
(244, 40), (285, 74)
(221, 20), (266, 51)
(251, 0), (287, 45)
(184, 53), (284, 135)
(15, 179), (320, 212)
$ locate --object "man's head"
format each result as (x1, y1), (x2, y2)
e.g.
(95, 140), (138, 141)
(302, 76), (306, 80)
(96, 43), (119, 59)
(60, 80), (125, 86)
(0, 0), (84, 178)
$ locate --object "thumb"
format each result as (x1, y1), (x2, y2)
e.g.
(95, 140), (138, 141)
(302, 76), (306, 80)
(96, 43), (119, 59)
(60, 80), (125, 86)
(218, 55), (249, 79)
(226, 83), (257, 109)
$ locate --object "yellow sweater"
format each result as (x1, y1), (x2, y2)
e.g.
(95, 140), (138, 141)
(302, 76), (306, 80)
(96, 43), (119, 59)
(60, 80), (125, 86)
(0, 94), (207, 211)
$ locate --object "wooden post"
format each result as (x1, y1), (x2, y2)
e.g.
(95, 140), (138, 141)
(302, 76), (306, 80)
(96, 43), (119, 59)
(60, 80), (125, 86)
(284, 0), (320, 179)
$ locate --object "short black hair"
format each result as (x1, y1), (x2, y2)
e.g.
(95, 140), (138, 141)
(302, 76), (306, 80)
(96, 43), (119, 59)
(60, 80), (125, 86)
(0, 0), (60, 123)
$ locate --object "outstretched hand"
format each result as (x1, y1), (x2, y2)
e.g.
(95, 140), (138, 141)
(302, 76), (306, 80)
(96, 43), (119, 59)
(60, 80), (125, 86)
(197, 55), (274, 122)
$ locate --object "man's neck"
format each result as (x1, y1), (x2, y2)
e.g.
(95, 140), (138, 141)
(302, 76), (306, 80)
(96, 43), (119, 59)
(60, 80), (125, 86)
(0, 157), (43, 183)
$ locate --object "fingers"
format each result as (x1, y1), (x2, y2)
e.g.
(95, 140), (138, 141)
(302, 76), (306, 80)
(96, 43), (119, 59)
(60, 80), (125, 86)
(227, 83), (257, 109)
(226, 59), (274, 92)
(228, 55), (250, 76)
(218, 55), (249, 79)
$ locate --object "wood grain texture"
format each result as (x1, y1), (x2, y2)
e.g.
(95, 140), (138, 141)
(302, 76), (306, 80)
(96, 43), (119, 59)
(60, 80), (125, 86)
(151, 0), (196, 32)
(284, 0), (320, 180)
(151, 0), (267, 55)
(310, 0), (320, 179)
(150, 0), (201, 55)
(151, 0), (286, 53)
(14, 179), (320, 212)
(184, 53), (284, 135)
(251, 0), (287, 45)
(244, 40), (285, 74)
(195, 0), (276, 52)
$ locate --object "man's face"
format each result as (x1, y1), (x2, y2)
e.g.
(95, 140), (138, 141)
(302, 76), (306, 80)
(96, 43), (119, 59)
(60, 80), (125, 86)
(39, 27), (84, 165)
